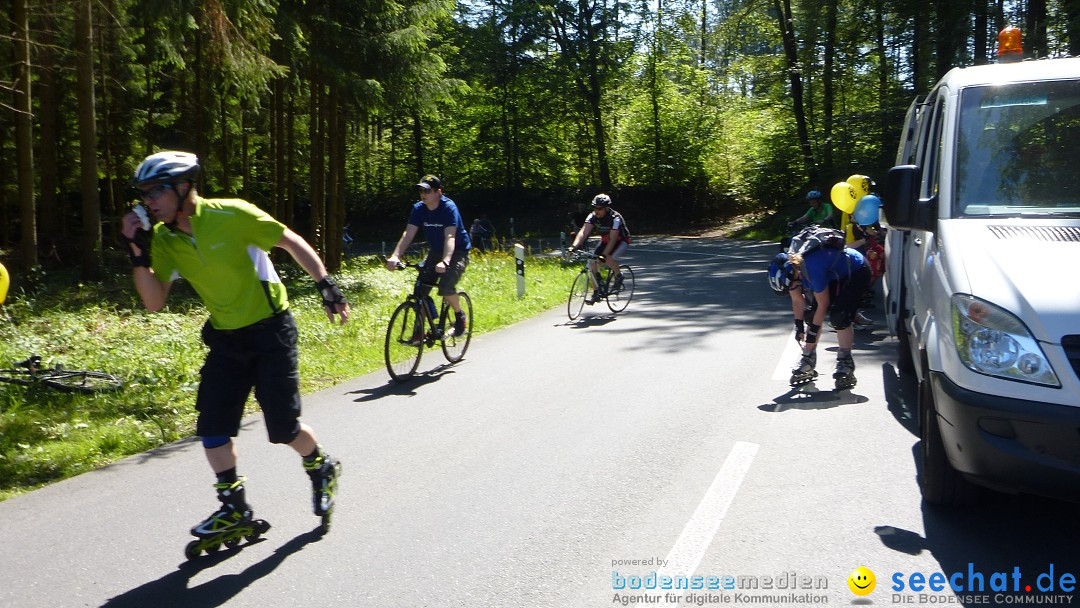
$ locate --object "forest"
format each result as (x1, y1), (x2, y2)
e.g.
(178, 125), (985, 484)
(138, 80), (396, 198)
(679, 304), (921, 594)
(1, 0), (1079, 277)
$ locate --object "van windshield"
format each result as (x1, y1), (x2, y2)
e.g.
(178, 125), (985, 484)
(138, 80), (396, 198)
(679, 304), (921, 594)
(955, 79), (1080, 217)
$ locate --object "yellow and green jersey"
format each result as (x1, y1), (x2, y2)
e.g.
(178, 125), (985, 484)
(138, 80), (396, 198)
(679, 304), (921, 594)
(150, 197), (288, 330)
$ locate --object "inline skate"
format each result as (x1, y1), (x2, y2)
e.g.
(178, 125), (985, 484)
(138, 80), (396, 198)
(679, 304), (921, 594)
(185, 479), (270, 560)
(306, 451), (343, 534)
(789, 351), (818, 387)
(833, 355), (857, 391)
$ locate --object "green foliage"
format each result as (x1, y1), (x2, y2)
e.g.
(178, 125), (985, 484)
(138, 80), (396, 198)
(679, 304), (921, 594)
(0, 252), (575, 501)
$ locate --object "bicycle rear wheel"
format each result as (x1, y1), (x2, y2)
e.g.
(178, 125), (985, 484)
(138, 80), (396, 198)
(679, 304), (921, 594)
(42, 370), (122, 393)
(440, 292), (473, 363)
(384, 301), (425, 382)
(606, 265), (635, 313)
(567, 271), (590, 320)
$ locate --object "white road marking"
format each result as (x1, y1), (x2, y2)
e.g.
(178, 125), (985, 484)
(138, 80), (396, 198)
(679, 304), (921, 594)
(651, 441), (759, 607)
(771, 330), (804, 381)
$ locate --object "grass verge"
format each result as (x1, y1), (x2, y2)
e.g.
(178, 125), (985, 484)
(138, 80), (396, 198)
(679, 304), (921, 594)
(0, 251), (577, 501)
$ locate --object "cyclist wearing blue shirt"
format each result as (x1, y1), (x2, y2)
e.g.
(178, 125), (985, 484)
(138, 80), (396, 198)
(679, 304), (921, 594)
(386, 175), (472, 336)
(787, 246), (870, 389)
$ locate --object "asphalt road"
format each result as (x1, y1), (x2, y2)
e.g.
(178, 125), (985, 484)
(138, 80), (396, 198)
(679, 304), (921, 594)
(1, 236), (1077, 608)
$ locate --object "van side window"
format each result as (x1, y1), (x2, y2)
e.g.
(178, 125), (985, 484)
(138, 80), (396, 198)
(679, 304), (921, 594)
(917, 95), (947, 201)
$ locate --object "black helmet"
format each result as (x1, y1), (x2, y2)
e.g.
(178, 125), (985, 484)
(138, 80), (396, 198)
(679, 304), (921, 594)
(132, 151), (200, 188)
(591, 193), (612, 208)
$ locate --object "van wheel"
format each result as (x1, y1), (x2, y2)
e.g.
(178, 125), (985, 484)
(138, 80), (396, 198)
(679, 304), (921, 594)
(919, 369), (979, 506)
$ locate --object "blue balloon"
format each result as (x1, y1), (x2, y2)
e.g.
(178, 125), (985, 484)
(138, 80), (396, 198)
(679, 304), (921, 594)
(853, 195), (881, 226)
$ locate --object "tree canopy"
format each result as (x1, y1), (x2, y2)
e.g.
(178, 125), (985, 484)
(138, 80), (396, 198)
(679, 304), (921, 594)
(1, 0), (1075, 274)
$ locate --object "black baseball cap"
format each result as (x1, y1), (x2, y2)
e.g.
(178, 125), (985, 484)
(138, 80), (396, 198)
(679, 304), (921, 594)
(417, 175), (442, 190)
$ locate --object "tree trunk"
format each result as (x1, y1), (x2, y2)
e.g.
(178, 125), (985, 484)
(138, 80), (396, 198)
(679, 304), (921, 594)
(1065, 0), (1080, 58)
(38, 0), (61, 258)
(14, 0), (37, 269)
(220, 95), (230, 194)
(412, 110), (424, 178)
(823, 0), (837, 171)
(76, 0), (101, 277)
(308, 63), (324, 251)
(773, 0), (814, 181)
(1026, 0), (1048, 59)
(241, 103), (250, 200)
(286, 83), (296, 226)
(326, 83), (340, 265)
(974, 0), (988, 65)
(874, 0), (890, 168)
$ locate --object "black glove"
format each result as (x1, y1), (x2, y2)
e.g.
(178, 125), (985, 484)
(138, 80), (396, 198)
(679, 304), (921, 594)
(794, 319), (806, 343)
(315, 276), (347, 311)
(805, 321), (821, 344)
(122, 229), (152, 268)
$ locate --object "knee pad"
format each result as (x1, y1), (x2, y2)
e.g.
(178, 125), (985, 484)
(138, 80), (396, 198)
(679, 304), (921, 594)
(201, 436), (231, 449)
(830, 309), (853, 330)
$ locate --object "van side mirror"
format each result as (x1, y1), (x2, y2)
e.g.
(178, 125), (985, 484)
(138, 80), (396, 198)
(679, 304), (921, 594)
(883, 165), (919, 230)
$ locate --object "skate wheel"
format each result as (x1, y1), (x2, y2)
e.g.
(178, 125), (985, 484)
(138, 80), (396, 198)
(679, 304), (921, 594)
(224, 538), (240, 549)
(185, 540), (202, 561)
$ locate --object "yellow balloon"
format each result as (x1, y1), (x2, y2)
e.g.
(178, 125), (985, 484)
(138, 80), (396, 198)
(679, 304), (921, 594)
(847, 174), (871, 200)
(0, 261), (9, 306)
(831, 182), (858, 214)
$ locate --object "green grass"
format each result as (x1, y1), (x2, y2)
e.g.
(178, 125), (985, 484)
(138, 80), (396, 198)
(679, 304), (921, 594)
(0, 251), (578, 501)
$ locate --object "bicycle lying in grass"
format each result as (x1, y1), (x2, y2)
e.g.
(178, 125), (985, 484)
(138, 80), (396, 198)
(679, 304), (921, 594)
(383, 261), (474, 382)
(566, 251), (635, 321)
(0, 354), (122, 393)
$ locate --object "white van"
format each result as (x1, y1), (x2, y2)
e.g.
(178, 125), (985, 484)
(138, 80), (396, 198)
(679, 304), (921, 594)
(882, 56), (1080, 506)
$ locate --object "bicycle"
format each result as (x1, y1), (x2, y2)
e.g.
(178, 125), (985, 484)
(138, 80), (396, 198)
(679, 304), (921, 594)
(566, 250), (635, 320)
(383, 261), (474, 382)
(0, 354), (122, 393)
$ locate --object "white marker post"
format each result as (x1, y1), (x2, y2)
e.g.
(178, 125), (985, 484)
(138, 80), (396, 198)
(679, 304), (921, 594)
(514, 243), (526, 298)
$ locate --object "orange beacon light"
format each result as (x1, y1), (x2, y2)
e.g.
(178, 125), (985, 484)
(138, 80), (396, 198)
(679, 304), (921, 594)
(997, 26), (1023, 61)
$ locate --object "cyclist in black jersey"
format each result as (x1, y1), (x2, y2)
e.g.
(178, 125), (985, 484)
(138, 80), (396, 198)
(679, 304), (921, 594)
(567, 194), (631, 303)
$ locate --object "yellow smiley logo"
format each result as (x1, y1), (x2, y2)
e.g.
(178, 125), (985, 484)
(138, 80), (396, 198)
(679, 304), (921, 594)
(848, 566), (876, 596)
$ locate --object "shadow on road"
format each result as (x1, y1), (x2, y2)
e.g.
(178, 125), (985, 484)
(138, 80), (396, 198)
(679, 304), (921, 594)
(101, 528), (325, 608)
(349, 364), (458, 402)
(758, 386), (871, 412)
(874, 491), (1080, 606)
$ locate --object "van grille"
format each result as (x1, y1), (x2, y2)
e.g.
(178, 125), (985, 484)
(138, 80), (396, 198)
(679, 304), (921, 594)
(988, 225), (1080, 242)
(1063, 335), (1080, 381)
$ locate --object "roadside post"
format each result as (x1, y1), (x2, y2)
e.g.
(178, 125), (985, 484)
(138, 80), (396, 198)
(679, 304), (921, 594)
(514, 243), (525, 298)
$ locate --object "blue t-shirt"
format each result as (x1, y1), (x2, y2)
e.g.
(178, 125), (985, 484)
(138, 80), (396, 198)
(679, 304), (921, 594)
(407, 196), (472, 256)
(800, 247), (867, 293)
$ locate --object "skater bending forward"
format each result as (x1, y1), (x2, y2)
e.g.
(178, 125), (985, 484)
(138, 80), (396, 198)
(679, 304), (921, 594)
(120, 151), (349, 544)
(786, 245), (871, 390)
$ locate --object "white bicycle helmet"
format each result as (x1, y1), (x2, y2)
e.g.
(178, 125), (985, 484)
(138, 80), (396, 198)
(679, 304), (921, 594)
(132, 151), (200, 188)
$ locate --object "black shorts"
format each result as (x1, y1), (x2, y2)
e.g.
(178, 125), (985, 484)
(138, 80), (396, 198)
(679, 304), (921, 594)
(195, 310), (302, 444)
(828, 266), (872, 322)
(416, 250), (469, 297)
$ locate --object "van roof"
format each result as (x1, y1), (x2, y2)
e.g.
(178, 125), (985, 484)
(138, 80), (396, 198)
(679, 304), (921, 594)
(941, 57), (1080, 89)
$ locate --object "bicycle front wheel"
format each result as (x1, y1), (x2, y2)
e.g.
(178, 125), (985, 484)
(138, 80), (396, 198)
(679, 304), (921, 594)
(0, 369), (34, 388)
(606, 265), (635, 313)
(567, 271), (590, 320)
(384, 301), (425, 382)
(42, 370), (123, 393)
(440, 292), (473, 363)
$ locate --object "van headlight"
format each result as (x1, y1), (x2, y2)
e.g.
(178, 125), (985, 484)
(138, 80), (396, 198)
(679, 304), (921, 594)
(952, 295), (1060, 387)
